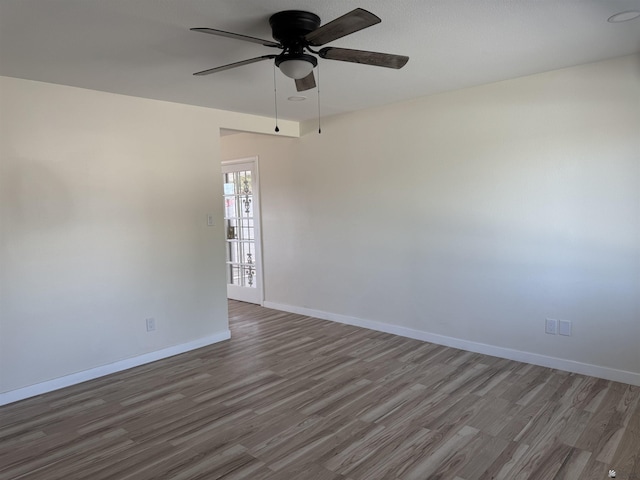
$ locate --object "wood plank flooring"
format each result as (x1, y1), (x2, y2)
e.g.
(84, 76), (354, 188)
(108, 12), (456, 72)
(1, 300), (639, 479)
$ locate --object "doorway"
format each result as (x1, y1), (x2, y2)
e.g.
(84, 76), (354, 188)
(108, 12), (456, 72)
(221, 158), (263, 305)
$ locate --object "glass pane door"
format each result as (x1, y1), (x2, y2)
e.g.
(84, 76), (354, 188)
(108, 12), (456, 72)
(222, 159), (262, 304)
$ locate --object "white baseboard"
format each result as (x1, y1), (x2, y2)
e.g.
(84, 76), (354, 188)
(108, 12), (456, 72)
(0, 330), (231, 406)
(263, 301), (640, 387)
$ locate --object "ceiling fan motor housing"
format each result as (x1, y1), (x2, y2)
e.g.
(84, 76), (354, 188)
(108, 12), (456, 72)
(269, 10), (320, 49)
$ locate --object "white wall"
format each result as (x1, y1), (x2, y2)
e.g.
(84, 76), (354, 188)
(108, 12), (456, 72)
(0, 76), (297, 402)
(221, 54), (640, 384)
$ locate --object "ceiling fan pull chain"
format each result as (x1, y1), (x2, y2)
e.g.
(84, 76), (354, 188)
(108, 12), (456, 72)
(273, 63), (280, 133)
(317, 62), (321, 134)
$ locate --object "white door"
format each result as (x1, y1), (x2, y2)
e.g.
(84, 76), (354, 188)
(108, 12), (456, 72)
(222, 158), (263, 304)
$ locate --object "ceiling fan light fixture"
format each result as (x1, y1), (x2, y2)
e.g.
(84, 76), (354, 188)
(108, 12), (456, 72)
(276, 53), (317, 79)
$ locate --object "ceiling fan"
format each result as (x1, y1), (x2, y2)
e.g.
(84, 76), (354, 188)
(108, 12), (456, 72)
(191, 8), (409, 92)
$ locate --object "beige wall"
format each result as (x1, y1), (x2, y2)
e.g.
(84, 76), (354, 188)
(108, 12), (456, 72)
(0, 76), (297, 398)
(221, 54), (640, 382)
(2, 53), (638, 398)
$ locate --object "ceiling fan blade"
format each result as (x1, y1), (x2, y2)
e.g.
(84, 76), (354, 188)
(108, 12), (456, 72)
(193, 55), (277, 76)
(319, 47), (409, 69)
(295, 72), (316, 91)
(190, 28), (281, 48)
(304, 8), (380, 46)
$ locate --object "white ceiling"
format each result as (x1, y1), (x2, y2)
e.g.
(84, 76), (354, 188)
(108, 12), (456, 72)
(1, 0), (639, 122)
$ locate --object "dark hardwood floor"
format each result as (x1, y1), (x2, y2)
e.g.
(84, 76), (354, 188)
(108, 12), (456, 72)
(1, 300), (639, 479)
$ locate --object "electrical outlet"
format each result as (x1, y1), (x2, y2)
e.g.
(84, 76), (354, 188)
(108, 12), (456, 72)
(146, 318), (156, 332)
(559, 319), (572, 336)
(207, 214), (214, 226)
(545, 318), (557, 335)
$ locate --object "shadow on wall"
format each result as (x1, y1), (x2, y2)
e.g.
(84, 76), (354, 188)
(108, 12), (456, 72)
(633, 53), (640, 75)
(1, 156), (75, 232)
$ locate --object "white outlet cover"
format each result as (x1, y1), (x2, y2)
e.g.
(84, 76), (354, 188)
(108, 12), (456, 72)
(559, 320), (572, 336)
(146, 318), (156, 332)
(545, 318), (558, 335)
